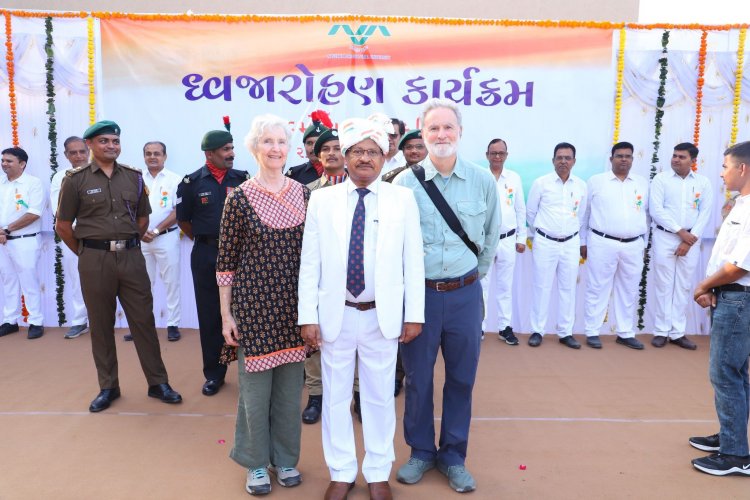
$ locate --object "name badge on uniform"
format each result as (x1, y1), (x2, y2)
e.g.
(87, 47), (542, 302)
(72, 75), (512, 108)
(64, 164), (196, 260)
(86, 188), (102, 195)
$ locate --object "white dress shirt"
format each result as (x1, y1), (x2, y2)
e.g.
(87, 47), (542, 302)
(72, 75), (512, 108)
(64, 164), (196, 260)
(649, 169), (713, 236)
(494, 168), (527, 243)
(706, 194), (750, 286)
(145, 168), (182, 230)
(344, 178), (379, 303)
(527, 172), (587, 239)
(584, 171), (649, 244)
(50, 168), (72, 216)
(382, 151), (405, 175)
(0, 171), (45, 235)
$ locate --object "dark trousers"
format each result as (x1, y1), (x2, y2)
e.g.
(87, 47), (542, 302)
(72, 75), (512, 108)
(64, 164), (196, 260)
(401, 268), (482, 466)
(191, 241), (228, 382)
(78, 246), (168, 389)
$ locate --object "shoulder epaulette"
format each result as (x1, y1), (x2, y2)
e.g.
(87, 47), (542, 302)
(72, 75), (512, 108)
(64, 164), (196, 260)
(119, 163), (143, 175)
(65, 165), (87, 177)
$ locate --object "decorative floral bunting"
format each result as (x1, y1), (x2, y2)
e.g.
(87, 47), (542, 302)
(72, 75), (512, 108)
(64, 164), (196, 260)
(87, 16), (96, 124)
(4, 11), (18, 146)
(692, 30), (708, 171)
(612, 28), (626, 144)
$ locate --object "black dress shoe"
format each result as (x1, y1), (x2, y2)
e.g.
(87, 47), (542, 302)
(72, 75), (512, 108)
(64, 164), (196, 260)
(148, 383), (182, 404)
(123, 333), (133, 342)
(202, 379), (225, 396)
(89, 388), (121, 412)
(27, 325), (44, 339)
(616, 336), (644, 350)
(651, 335), (668, 348)
(302, 394), (322, 424)
(167, 326), (181, 342)
(0, 322), (19, 337)
(586, 336), (602, 349)
(528, 332), (543, 347)
(670, 336), (697, 350)
(559, 335), (581, 349)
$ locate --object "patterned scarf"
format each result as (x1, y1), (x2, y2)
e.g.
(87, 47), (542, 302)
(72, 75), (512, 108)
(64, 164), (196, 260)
(206, 160), (227, 184)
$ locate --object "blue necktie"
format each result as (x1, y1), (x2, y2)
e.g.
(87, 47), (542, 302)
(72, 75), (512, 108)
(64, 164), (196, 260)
(347, 188), (369, 298)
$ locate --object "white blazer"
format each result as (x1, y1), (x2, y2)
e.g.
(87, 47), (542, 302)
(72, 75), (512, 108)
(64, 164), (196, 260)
(298, 180), (425, 341)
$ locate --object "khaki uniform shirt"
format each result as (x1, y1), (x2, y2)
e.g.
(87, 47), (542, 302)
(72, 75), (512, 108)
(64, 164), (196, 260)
(57, 161), (151, 240)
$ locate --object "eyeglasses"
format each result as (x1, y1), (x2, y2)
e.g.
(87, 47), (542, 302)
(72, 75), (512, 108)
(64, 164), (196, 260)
(348, 149), (383, 159)
(487, 152), (508, 158)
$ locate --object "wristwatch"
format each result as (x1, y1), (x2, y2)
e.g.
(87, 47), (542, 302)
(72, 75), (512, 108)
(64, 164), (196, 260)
(2, 227), (9, 236)
(152, 228), (160, 235)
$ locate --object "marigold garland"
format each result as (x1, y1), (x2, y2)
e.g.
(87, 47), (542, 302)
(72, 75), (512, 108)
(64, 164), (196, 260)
(692, 30), (708, 171)
(87, 16), (95, 124)
(612, 27), (626, 143)
(4, 11), (18, 146)
(730, 28), (746, 146)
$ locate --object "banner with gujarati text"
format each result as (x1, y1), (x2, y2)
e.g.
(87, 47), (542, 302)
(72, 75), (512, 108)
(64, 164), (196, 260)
(101, 19), (615, 188)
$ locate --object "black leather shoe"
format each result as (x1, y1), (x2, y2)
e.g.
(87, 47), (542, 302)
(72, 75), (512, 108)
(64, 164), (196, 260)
(394, 378), (404, 397)
(167, 326), (181, 342)
(27, 324), (44, 339)
(0, 322), (20, 337)
(123, 334), (133, 342)
(353, 391), (362, 423)
(616, 336), (644, 350)
(148, 383), (182, 404)
(302, 394), (322, 424)
(651, 335), (667, 348)
(559, 335), (581, 349)
(586, 336), (602, 349)
(528, 332), (543, 347)
(89, 388), (121, 412)
(202, 379), (224, 396)
(670, 336), (697, 350)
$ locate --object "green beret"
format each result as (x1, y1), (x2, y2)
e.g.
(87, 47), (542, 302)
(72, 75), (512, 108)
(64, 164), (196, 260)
(398, 129), (422, 150)
(201, 130), (233, 151)
(303, 122), (329, 143)
(313, 129), (339, 157)
(83, 120), (121, 139)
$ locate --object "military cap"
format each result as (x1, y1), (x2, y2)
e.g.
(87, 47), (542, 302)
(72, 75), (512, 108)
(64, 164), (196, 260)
(83, 120), (121, 139)
(313, 129), (339, 157)
(398, 129), (422, 150)
(303, 110), (333, 143)
(201, 130), (233, 151)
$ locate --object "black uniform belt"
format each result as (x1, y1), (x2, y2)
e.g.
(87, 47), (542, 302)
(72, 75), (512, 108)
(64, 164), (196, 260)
(715, 284), (750, 293)
(156, 226), (179, 237)
(536, 229), (578, 243)
(6, 232), (39, 240)
(345, 300), (376, 311)
(591, 229), (640, 243)
(195, 235), (219, 246)
(426, 272), (479, 292)
(656, 224), (691, 234)
(498, 229), (516, 240)
(82, 238), (140, 251)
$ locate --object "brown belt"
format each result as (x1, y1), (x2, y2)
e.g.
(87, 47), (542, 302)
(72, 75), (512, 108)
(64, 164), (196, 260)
(345, 300), (376, 311)
(425, 272), (479, 292)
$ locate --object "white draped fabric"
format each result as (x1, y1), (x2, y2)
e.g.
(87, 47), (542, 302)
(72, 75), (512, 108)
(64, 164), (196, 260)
(1, 17), (749, 335)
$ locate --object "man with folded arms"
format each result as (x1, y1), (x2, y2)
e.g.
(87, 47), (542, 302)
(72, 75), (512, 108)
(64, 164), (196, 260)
(526, 142), (587, 349)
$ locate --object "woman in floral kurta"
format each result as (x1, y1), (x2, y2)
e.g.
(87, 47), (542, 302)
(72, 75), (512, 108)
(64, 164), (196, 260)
(216, 114), (309, 496)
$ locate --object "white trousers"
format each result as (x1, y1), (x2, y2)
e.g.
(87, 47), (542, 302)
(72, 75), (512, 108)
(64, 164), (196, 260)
(141, 230), (181, 326)
(60, 242), (87, 325)
(584, 232), (644, 338)
(529, 234), (580, 337)
(651, 229), (700, 339)
(320, 306), (397, 483)
(0, 236), (43, 325)
(480, 235), (517, 332)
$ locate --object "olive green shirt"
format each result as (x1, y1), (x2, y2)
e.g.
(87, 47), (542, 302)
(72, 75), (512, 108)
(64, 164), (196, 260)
(57, 161), (151, 240)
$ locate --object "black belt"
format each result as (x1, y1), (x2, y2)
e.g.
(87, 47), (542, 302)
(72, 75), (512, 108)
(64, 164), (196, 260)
(345, 300), (376, 311)
(591, 229), (641, 243)
(656, 225), (691, 234)
(536, 229), (578, 243)
(82, 237), (140, 251)
(425, 272), (479, 292)
(715, 284), (750, 293)
(195, 235), (219, 246)
(498, 228), (516, 240)
(156, 226), (179, 237)
(6, 232), (39, 240)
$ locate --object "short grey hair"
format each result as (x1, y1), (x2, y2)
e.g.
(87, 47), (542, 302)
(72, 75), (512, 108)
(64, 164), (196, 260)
(419, 98), (462, 128)
(244, 114), (292, 154)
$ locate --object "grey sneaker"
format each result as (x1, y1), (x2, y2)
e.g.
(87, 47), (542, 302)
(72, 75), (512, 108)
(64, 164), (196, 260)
(64, 324), (89, 339)
(269, 465), (302, 487)
(437, 462), (477, 493)
(246, 467), (271, 496)
(397, 457), (435, 484)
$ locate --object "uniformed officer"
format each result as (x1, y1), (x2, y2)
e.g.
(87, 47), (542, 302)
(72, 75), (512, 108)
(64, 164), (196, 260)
(50, 136), (90, 339)
(56, 120), (182, 412)
(285, 110), (331, 185)
(381, 129), (427, 183)
(0, 147), (45, 340)
(176, 127), (250, 396)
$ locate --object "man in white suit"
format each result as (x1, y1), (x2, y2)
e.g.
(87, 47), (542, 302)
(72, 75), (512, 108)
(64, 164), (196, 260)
(298, 114), (425, 500)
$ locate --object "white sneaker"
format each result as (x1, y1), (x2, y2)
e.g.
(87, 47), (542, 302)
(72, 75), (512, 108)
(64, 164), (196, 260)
(269, 465), (302, 487)
(245, 467), (271, 495)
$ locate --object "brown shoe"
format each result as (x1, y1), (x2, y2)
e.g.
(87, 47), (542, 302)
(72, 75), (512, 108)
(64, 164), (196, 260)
(324, 481), (355, 500)
(651, 335), (667, 348)
(368, 481), (393, 500)
(670, 336), (697, 350)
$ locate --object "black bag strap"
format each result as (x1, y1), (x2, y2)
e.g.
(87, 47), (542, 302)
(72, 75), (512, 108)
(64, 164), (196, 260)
(411, 165), (479, 257)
